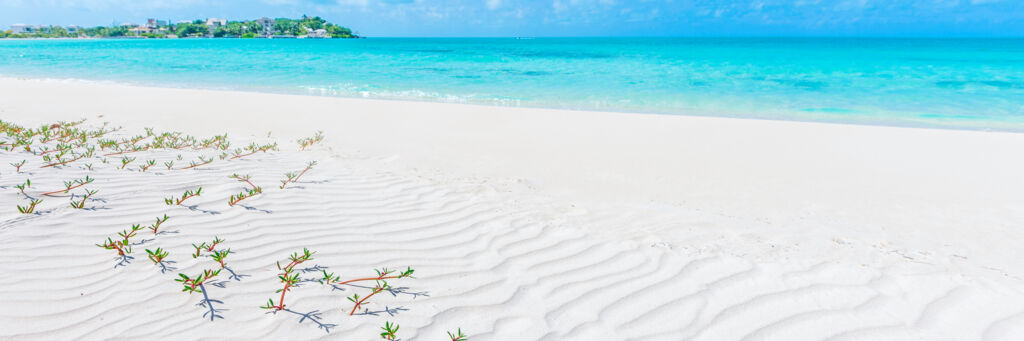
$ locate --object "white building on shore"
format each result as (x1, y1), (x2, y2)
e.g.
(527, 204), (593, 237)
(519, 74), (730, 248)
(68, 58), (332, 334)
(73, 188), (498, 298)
(257, 17), (275, 35)
(10, 24), (33, 34)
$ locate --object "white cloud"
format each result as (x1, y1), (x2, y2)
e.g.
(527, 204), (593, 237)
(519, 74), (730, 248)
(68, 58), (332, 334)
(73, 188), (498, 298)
(486, 0), (501, 10)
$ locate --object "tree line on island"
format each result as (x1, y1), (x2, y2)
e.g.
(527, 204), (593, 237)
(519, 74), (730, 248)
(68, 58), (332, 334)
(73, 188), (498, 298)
(1, 16), (356, 39)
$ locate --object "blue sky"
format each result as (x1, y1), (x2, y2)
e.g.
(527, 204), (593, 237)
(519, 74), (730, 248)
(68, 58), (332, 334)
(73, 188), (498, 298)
(1, 0), (1022, 37)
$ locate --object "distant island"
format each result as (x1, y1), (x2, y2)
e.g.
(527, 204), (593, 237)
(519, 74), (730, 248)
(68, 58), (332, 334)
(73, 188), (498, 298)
(1, 16), (357, 39)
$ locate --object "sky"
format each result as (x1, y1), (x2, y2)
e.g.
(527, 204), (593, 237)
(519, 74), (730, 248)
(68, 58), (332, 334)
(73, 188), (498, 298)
(0, 0), (1022, 37)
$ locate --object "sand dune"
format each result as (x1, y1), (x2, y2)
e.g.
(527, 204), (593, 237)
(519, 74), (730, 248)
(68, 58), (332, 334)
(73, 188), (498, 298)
(2, 78), (1024, 340)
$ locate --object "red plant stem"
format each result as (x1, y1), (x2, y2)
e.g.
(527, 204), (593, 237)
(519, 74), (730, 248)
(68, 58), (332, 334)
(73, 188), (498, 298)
(228, 195), (250, 206)
(40, 154), (85, 168)
(281, 259), (304, 274)
(206, 242), (220, 252)
(103, 148), (147, 157)
(281, 165), (313, 189)
(275, 282), (292, 310)
(175, 193), (199, 205)
(41, 181), (90, 196)
(335, 275), (401, 286)
(240, 178), (258, 190)
(349, 287), (384, 316)
(230, 151), (257, 159)
(181, 161), (212, 170)
(105, 243), (125, 256)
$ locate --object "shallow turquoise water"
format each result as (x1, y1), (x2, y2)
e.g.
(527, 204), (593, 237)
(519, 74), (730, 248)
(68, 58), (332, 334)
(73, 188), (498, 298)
(1, 38), (1022, 131)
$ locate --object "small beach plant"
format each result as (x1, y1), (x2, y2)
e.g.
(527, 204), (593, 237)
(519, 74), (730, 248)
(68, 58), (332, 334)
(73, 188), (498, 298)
(14, 179), (30, 194)
(148, 214), (170, 234)
(176, 269), (222, 294)
(192, 243), (206, 258)
(379, 321), (399, 340)
(120, 156), (136, 169)
(228, 187), (262, 206)
(349, 280), (391, 315)
(97, 224), (144, 256)
(40, 153), (85, 168)
(211, 249), (231, 269)
(41, 175), (94, 193)
(280, 161), (317, 189)
(69, 189), (97, 209)
(84, 163), (93, 171)
(10, 160), (25, 172)
(260, 248), (316, 311)
(231, 142), (278, 159)
(322, 266), (415, 288)
(205, 236), (224, 252)
(298, 131), (324, 150)
(17, 199), (42, 214)
(146, 248), (169, 264)
(140, 159), (156, 172)
(165, 187), (202, 205)
(448, 329), (468, 341)
(164, 161), (174, 170)
(183, 156), (214, 169)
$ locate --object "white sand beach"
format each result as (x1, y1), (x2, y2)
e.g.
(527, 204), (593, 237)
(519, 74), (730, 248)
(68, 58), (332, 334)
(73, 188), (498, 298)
(2, 77), (1024, 340)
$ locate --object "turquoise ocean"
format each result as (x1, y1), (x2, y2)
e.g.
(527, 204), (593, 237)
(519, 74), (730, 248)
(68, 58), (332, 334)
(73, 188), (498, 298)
(0, 38), (1022, 131)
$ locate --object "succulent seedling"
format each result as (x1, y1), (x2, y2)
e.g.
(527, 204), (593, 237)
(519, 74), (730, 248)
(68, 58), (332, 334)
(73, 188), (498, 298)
(97, 237), (131, 256)
(349, 280), (392, 315)
(261, 248), (316, 311)
(319, 270), (341, 285)
(176, 269), (222, 294)
(40, 153), (86, 168)
(183, 156), (214, 169)
(231, 142), (278, 159)
(165, 187), (202, 205)
(69, 189), (97, 209)
(325, 266), (415, 288)
(448, 329), (468, 341)
(84, 163), (93, 170)
(379, 321), (399, 340)
(140, 159), (156, 172)
(298, 131), (324, 150)
(149, 214), (170, 234)
(280, 161), (317, 189)
(17, 199), (42, 214)
(192, 243), (207, 258)
(164, 161), (174, 170)
(14, 179), (30, 194)
(206, 236), (224, 252)
(211, 249), (231, 269)
(41, 176), (94, 196)
(228, 187), (262, 206)
(120, 156), (136, 169)
(10, 160), (25, 172)
(97, 223), (145, 256)
(146, 248), (169, 264)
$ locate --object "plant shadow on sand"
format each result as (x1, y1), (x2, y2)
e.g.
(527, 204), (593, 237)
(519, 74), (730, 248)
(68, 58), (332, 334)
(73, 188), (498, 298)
(185, 204), (221, 215)
(340, 283), (430, 299)
(239, 204), (272, 214)
(354, 305), (409, 317)
(277, 309), (338, 333)
(113, 255), (134, 268)
(156, 260), (178, 273)
(224, 266), (250, 281)
(198, 283), (227, 321)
